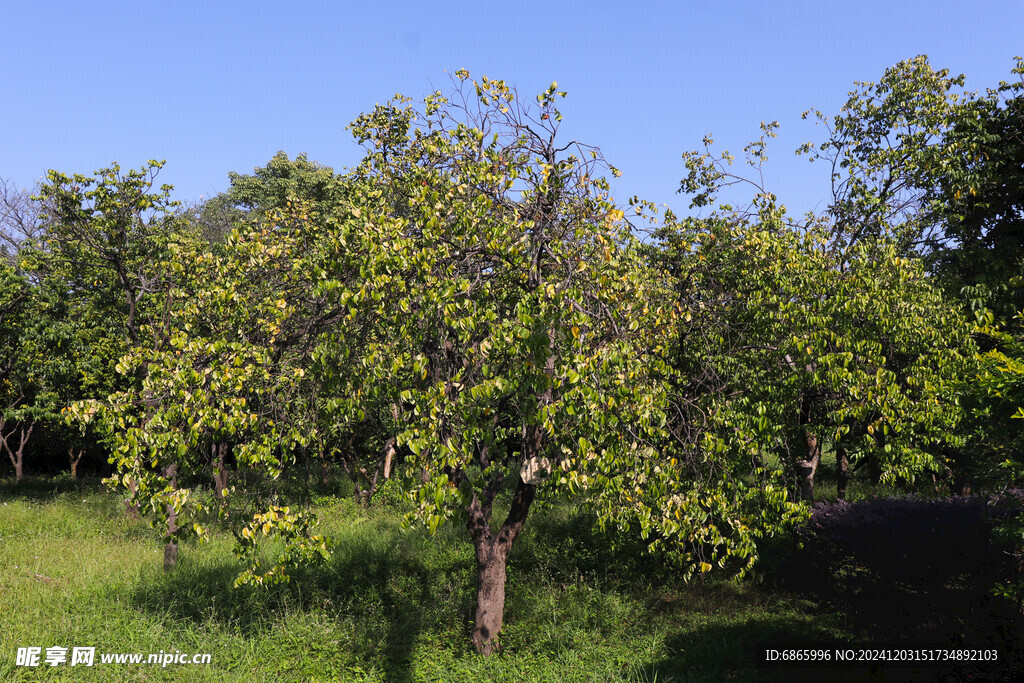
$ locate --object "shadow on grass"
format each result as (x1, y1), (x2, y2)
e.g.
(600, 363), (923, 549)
(762, 496), (1024, 682)
(122, 496), (1024, 680)
(130, 519), (477, 681)
(641, 618), (844, 682)
(0, 474), (109, 501)
(639, 573), (1020, 682)
(510, 503), (680, 589)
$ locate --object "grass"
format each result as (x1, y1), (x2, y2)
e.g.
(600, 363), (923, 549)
(0, 475), (1019, 681)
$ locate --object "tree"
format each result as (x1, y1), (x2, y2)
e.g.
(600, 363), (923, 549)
(227, 151), (342, 214)
(0, 263), (34, 481)
(660, 197), (974, 503)
(31, 161), (189, 348)
(67, 152), (397, 573)
(0, 183), (100, 482)
(32, 161), (206, 562)
(676, 58), (984, 501)
(796, 55), (967, 257)
(341, 73), (806, 654)
(71, 203), (342, 571)
(187, 152), (345, 243)
(73, 76), (808, 656)
(681, 56), (975, 260)
(925, 58), (1024, 325)
(0, 261), (94, 482)
(0, 177), (47, 268)
(188, 152), (393, 503)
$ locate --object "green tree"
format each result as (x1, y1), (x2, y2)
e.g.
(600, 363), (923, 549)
(0, 263), (95, 482)
(677, 58), (987, 501)
(0, 263), (34, 481)
(71, 205), (342, 571)
(187, 152), (345, 243)
(342, 73), (805, 654)
(925, 58), (1024, 324)
(187, 152), (392, 501)
(31, 160), (191, 348)
(74, 76), (808, 656)
(66, 154), (394, 573)
(32, 161), (206, 562)
(797, 55), (967, 256)
(655, 200), (974, 503)
(227, 151), (342, 213)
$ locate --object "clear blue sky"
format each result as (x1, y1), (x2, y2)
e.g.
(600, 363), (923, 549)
(2, 0), (1021, 221)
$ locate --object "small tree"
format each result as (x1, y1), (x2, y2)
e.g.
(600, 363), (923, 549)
(36, 161), (205, 560)
(0, 264), (34, 481)
(72, 203), (344, 572)
(657, 197), (976, 502)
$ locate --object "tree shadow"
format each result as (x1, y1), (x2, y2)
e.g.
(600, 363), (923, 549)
(0, 474), (108, 501)
(129, 522), (475, 681)
(642, 619), (849, 682)
(509, 504), (679, 588)
(637, 577), (1018, 682)
(763, 496), (1024, 681)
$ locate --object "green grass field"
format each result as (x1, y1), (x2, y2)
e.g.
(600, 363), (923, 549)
(0, 475), (1018, 681)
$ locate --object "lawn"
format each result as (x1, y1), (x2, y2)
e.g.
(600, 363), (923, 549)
(0, 476), (1019, 681)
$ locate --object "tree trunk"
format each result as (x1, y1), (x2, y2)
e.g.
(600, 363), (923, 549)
(68, 447), (84, 479)
(836, 446), (850, 501)
(125, 477), (141, 519)
(468, 477), (536, 655)
(163, 464), (179, 570)
(795, 429), (821, 503)
(212, 443), (228, 498)
(952, 463), (972, 496)
(472, 535), (510, 655)
(1, 421), (34, 484)
(868, 456), (882, 487)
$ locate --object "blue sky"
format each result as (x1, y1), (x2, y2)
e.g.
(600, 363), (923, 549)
(2, 1), (1021, 221)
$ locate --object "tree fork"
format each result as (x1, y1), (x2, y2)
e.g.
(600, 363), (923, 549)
(467, 476), (536, 655)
